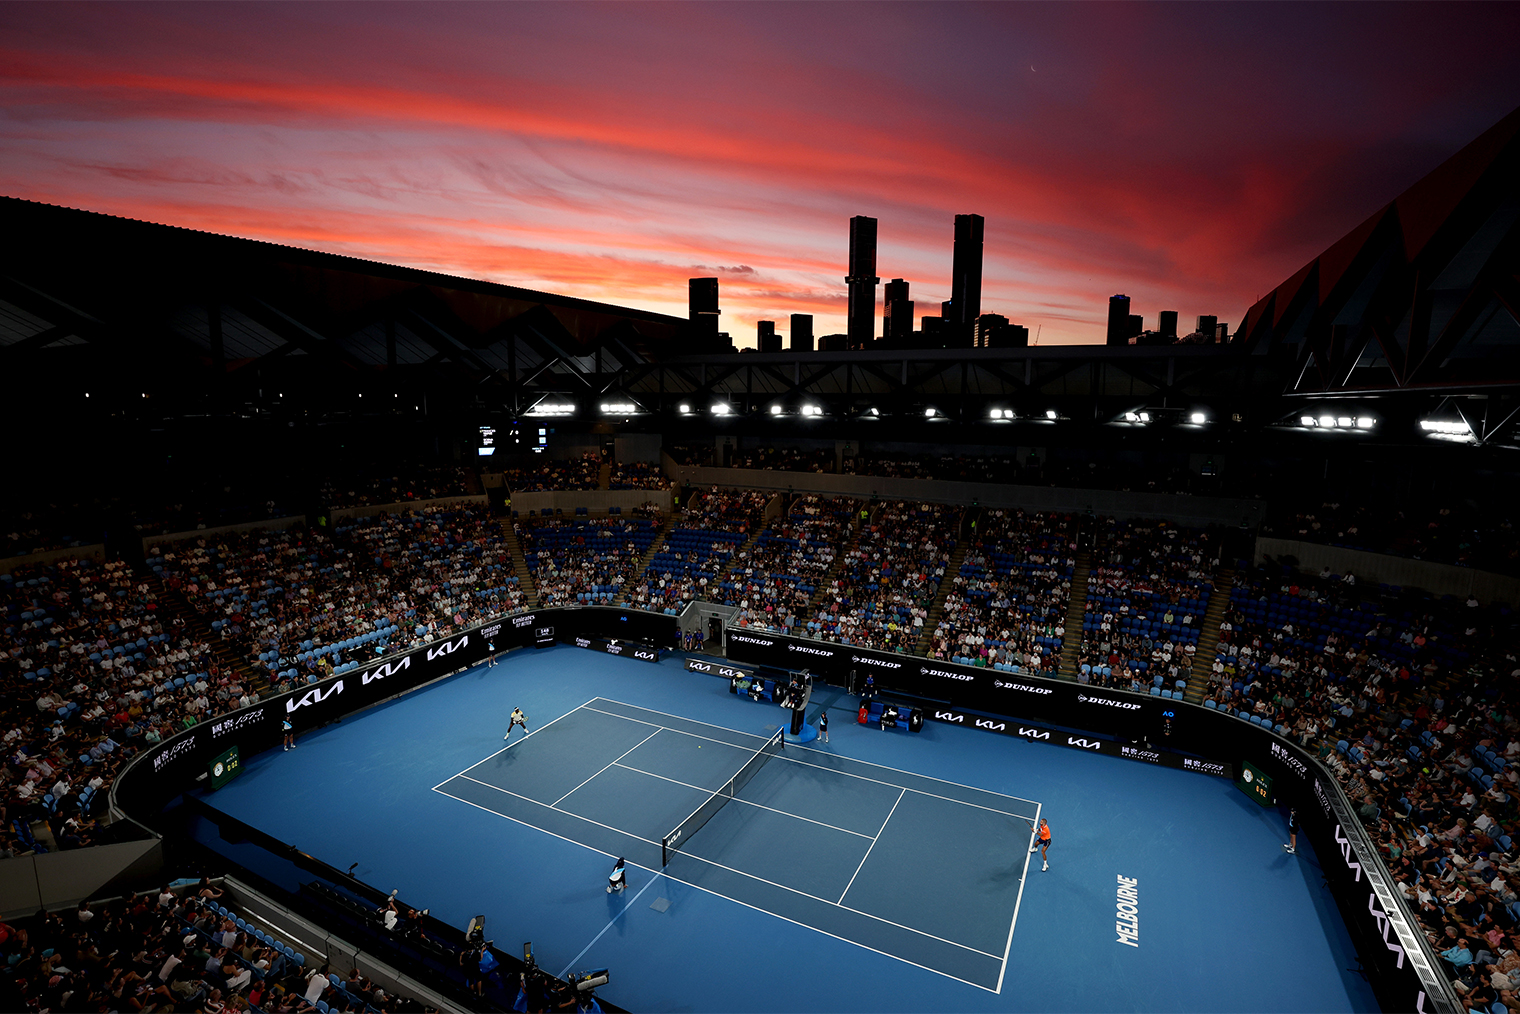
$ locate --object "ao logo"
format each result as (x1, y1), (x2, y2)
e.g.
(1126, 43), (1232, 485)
(427, 635), (468, 661)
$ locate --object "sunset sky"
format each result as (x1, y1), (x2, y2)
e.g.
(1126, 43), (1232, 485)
(3, 2), (1518, 346)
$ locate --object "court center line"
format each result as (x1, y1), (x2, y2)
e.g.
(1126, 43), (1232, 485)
(996, 799), (1040, 995)
(610, 761), (875, 839)
(434, 783), (997, 994)
(431, 698), (593, 791)
(557, 872), (663, 981)
(551, 728), (664, 807)
(444, 774), (1003, 961)
(837, 788), (905, 904)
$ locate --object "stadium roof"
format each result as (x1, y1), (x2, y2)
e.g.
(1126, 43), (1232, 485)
(1233, 104), (1520, 397)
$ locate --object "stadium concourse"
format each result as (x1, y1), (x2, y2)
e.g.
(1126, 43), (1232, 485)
(2, 458), (1518, 1012)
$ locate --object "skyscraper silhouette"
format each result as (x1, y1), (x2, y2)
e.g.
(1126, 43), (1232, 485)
(846, 216), (879, 349)
(950, 214), (984, 343)
(1159, 310), (1178, 340)
(689, 277), (720, 351)
(757, 320), (780, 353)
(1106, 294), (1132, 346)
(789, 313), (814, 352)
(882, 278), (914, 348)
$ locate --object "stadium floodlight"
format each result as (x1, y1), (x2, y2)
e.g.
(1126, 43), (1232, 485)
(1138, 411), (1151, 423)
(526, 403), (575, 417)
(769, 404), (783, 415)
(1337, 416), (1353, 428)
(1318, 414), (1336, 428)
(1045, 409), (1058, 420)
(1420, 418), (1472, 436)
(678, 403), (691, 414)
(712, 403), (732, 416)
(802, 404), (823, 417)
(925, 407), (937, 418)
(1356, 416), (1375, 429)
(600, 402), (637, 414)
(1122, 411), (1139, 423)
(868, 407), (879, 416)
(1300, 415), (1316, 427)
(1189, 411), (1207, 425)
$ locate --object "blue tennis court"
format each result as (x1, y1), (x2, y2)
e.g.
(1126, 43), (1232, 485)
(196, 646), (1377, 1012)
(434, 698), (1038, 991)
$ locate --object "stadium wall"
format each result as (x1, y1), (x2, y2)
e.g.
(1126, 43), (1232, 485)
(664, 465), (1266, 528)
(111, 608), (1456, 1014)
(0, 543), (105, 575)
(1255, 536), (1520, 605)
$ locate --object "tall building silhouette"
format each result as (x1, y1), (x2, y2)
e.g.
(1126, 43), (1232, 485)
(1106, 294), (1132, 346)
(882, 278), (914, 348)
(789, 313), (814, 352)
(846, 216), (879, 349)
(1196, 314), (1218, 340)
(757, 320), (780, 353)
(1159, 310), (1178, 340)
(689, 277), (720, 350)
(949, 214), (984, 343)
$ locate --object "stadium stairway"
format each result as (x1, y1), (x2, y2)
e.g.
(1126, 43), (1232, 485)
(914, 507), (975, 656)
(1184, 567), (1235, 704)
(499, 519), (540, 608)
(619, 509), (681, 602)
(598, 460), (611, 490)
(141, 572), (271, 695)
(1055, 548), (1092, 680)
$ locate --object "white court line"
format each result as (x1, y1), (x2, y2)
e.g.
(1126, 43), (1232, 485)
(585, 701), (1035, 821)
(582, 705), (757, 752)
(996, 799), (1040, 995)
(588, 697), (773, 742)
(837, 787), (905, 904)
(610, 761), (875, 840)
(551, 728), (663, 806)
(790, 738), (1042, 808)
(430, 698), (593, 791)
(443, 773), (1003, 962)
(431, 784), (998, 994)
(776, 752), (1036, 820)
(558, 872), (663, 980)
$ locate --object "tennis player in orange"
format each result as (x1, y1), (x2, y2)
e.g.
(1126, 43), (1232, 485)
(1028, 817), (1052, 872)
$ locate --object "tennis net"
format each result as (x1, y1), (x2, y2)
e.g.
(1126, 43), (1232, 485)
(661, 727), (784, 866)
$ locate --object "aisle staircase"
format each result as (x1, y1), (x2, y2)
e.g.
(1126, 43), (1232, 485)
(1184, 568), (1235, 703)
(804, 509), (866, 614)
(618, 510), (681, 601)
(498, 518), (540, 608)
(1055, 549), (1092, 680)
(142, 573), (270, 694)
(914, 514), (973, 656)
(598, 461), (611, 490)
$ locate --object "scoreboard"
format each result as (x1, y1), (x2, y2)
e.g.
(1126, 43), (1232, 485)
(1236, 760), (1273, 806)
(209, 745), (243, 790)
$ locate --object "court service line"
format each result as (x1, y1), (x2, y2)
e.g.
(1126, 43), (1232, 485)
(551, 728), (664, 807)
(609, 761), (875, 839)
(581, 705), (757, 752)
(444, 774), (1003, 962)
(995, 799), (1041, 995)
(558, 872), (664, 981)
(430, 784), (1001, 992)
(430, 699), (593, 791)
(836, 788), (905, 904)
